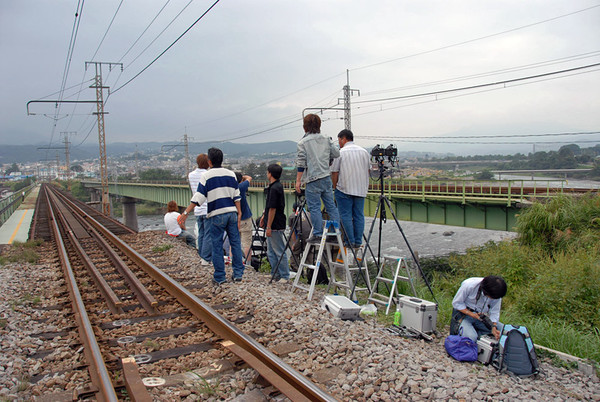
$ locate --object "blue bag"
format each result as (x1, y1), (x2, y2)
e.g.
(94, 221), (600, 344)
(445, 335), (478, 362)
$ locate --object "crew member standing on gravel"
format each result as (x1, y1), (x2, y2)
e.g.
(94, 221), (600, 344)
(330, 129), (370, 249)
(450, 276), (506, 342)
(188, 153), (212, 265)
(295, 113), (340, 243)
(180, 148), (244, 285)
(236, 172), (253, 261)
(260, 164), (290, 282)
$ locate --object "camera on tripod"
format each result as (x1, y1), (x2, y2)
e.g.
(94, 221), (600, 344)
(371, 144), (398, 165)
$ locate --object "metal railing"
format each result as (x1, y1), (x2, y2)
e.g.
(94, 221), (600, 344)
(0, 183), (36, 227)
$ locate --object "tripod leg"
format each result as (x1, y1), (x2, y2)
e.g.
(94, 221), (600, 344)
(381, 196), (438, 304)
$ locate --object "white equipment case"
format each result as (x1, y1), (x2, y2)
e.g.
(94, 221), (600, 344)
(477, 335), (497, 365)
(321, 295), (361, 320)
(397, 296), (438, 333)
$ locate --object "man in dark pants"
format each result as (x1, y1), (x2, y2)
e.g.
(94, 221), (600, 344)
(260, 164), (290, 282)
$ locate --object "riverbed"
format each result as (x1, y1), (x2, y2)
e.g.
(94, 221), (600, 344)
(134, 214), (517, 258)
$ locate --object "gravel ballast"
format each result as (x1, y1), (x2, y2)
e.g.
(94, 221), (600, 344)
(1, 231), (598, 401)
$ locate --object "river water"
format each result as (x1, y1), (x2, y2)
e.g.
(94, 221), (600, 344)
(135, 214), (516, 259)
(130, 177), (600, 258)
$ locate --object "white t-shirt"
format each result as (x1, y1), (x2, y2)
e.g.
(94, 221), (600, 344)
(164, 211), (182, 236)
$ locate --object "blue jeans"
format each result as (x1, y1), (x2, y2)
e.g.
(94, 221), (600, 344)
(335, 189), (365, 247)
(267, 230), (290, 279)
(209, 212), (244, 282)
(459, 315), (504, 342)
(177, 230), (196, 247)
(306, 176), (339, 237)
(196, 215), (212, 261)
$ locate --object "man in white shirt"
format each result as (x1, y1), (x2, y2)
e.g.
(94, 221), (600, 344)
(451, 276), (507, 342)
(330, 129), (370, 248)
(188, 154), (212, 265)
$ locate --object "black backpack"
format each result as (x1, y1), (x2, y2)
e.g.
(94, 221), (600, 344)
(492, 324), (539, 377)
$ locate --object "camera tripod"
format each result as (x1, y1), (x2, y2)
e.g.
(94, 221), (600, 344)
(363, 158), (438, 303)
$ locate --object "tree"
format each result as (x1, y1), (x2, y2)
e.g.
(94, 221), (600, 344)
(139, 168), (179, 181)
(475, 169), (494, 180)
(70, 165), (84, 172)
(5, 163), (19, 175)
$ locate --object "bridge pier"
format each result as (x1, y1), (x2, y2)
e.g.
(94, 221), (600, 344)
(122, 196), (139, 232)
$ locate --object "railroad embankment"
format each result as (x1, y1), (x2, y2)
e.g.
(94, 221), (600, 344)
(1, 230), (599, 401)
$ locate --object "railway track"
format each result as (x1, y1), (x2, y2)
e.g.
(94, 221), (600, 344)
(36, 184), (334, 401)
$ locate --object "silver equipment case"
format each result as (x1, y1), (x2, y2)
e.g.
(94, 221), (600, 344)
(477, 335), (498, 365)
(321, 295), (361, 320)
(398, 296), (438, 333)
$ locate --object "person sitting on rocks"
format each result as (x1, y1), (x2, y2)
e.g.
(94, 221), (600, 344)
(164, 200), (196, 247)
(450, 276), (506, 342)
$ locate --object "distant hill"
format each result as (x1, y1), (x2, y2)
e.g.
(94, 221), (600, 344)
(0, 141), (299, 164)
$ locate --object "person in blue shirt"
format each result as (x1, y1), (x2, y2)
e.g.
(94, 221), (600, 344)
(236, 172), (253, 262)
(450, 276), (507, 342)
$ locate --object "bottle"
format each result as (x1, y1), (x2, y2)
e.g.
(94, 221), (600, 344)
(393, 306), (402, 326)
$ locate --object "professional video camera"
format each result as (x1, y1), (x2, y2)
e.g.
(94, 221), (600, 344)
(370, 144), (398, 164)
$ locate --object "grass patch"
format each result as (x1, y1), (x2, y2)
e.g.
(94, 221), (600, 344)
(0, 240), (41, 265)
(188, 372), (220, 396)
(0, 319), (7, 329)
(152, 244), (173, 253)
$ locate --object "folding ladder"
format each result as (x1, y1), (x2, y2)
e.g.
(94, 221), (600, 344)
(291, 220), (369, 301)
(368, 256), (416, 314)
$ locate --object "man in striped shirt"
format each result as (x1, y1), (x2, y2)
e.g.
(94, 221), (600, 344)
(179, 147), (244, 285)
(330, 129), (370, 248)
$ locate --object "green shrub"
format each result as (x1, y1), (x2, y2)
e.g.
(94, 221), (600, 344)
(516, 250), (600, 330)
(516, 193), (600, 254)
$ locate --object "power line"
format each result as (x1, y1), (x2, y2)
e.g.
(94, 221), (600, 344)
(390, 139), (600, 145)
(46, 0), (85, 157)
(363, 51), (600, 97)
(117, 0), (173, 63)
(352, 4), (600, 72)
(121, 0), (194, 70)
(111, 0), (221, 95)
(353, 62), (600, 105)
(360, 131), (600, 140)
(90, 0), (124, 61)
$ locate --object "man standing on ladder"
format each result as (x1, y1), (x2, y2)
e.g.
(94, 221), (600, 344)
(330, 129), (370, 251)
(295, 114), (340, 243)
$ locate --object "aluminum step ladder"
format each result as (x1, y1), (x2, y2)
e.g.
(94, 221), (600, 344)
(367, 256), (416, 314)
(290, 220), (340, 300)
(325, 242), (371, 302)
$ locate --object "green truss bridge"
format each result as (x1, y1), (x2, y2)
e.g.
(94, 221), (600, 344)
(80, 179), (597, 232)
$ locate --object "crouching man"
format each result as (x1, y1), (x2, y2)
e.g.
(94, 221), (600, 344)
(450, 276), (507, 342)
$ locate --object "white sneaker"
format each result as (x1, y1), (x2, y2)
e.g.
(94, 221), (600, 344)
(278, 278), (288, 283)
(200, 258), (211, 266)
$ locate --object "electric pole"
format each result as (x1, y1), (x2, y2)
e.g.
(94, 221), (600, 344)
(60, 131), (76, 180)
(303, 70), (359, 130)
(86, 61), (123, 215)
(161, 132), (193, 177)
(184, 130), (190, 176)
(342, 69), (360, 130)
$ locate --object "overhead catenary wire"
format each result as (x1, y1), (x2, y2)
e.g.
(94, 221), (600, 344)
(353, 63), (600, 105)
(359, 131), (600, 140)
(45, 0), (85, 158)
(111, 0), (221, 95)
(351, 4), (600, 72)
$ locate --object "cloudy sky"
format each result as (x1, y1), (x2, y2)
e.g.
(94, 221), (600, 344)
(1, 0), (599, 156)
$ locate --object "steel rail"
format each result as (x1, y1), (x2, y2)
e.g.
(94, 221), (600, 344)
(53, 189), (158, 314)
(58, 190), (336, 401)
(65, 228), (124, 315)
(45, 189), (118, 401)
